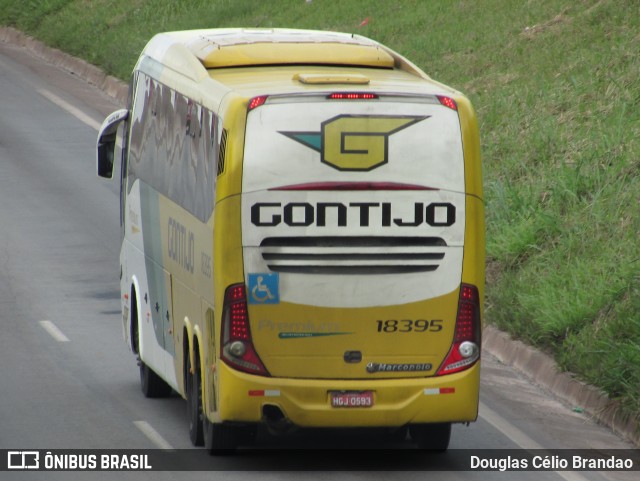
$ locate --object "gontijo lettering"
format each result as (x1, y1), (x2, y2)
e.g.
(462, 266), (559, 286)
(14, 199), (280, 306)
(251, 202), (456, 227)
(167, 217), (195, 274)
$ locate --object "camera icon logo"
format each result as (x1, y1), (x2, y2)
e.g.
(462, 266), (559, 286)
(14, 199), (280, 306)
(7, 451), (40, 470)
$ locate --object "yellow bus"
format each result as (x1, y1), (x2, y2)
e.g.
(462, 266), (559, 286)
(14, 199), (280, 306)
(96, 28), (484, 453)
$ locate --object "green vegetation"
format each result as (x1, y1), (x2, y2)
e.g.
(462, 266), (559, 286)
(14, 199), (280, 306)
(2, 0), (638, 417)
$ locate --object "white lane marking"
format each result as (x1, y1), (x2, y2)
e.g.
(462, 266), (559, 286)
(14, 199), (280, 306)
(39, 320), (70, 342)
(479, 402), (593, 481)
(134, 421), (174, 451)
(479, 401), (542, 449)
(37, 88), (101, 131)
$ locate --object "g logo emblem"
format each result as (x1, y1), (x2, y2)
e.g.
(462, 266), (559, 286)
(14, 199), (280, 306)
(281, 115), (428, 171)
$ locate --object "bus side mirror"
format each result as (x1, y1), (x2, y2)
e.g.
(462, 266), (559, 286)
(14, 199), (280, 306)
(96, 108), (129, 179)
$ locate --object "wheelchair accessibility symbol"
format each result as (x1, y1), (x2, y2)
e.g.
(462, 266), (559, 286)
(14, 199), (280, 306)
(248, 273), (280, 304)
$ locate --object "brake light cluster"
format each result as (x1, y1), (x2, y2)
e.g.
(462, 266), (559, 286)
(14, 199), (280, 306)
(221, 283), (269, 376)
(436, 284), (481, 375)
(327, 93), (378, 100)
(248, 93), (454, 110)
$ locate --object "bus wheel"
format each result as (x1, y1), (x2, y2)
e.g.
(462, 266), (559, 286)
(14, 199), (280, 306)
(409, 423), (451, 451)
(140, 362), (172, 398)
(186, 353), (204, 446)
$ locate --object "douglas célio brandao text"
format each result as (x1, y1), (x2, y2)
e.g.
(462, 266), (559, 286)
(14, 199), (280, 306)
(470, 454), (635, 471)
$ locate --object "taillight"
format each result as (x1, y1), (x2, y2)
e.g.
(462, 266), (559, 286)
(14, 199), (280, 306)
(436, 284), (481, 375)
(437, 95), (458, 111)
(248, 95), (268, 111)
(221, 283), (269, 376)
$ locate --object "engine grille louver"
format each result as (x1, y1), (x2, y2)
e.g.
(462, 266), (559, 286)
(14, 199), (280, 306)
(259, 237), (446, 275)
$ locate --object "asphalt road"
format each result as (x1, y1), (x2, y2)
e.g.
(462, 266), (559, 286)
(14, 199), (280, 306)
(0, 39), (636, 481)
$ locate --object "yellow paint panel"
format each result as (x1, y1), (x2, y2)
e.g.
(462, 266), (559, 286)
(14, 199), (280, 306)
(217, 362), (480, 425)
(190, 42), (395, 69)
(456, 95), (483, 199)
(462, 195), (486, 318)
(250, 289), (460, 379)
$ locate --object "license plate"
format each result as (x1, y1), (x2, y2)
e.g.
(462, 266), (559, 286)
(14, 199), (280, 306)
(330, 391), (374, 408)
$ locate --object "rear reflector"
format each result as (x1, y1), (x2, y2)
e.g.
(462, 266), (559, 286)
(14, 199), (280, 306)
(423, 387), (456, 395)
(248, 390), (281, 397)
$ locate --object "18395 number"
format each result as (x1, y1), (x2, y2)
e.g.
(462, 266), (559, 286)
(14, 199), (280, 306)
(376, 319), (443, 333)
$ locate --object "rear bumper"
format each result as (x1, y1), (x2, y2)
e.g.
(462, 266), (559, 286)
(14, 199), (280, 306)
(215, 362), (480, 427)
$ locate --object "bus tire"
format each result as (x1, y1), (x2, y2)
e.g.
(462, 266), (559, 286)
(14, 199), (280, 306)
(140, 362), (172, 398)
(409, 423), (451, 451)
(186, 352), (204, 446)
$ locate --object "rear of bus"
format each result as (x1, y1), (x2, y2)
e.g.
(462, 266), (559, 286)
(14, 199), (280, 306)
(215, 80), (484, 448)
